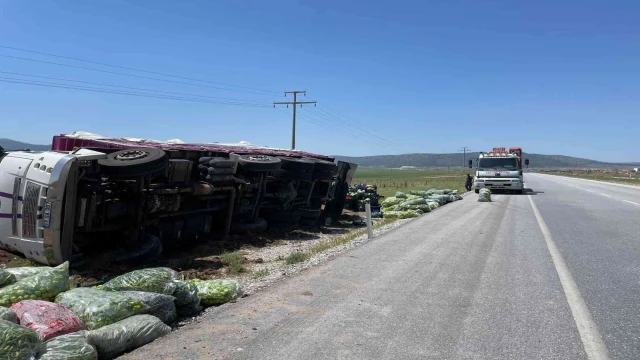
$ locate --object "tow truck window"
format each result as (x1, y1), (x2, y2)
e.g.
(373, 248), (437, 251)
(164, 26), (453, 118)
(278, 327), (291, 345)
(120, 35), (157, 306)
(478, 158), (518, 170)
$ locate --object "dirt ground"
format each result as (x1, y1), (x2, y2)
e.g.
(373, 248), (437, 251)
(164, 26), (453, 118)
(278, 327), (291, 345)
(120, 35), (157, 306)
(0, 212), (371, 287)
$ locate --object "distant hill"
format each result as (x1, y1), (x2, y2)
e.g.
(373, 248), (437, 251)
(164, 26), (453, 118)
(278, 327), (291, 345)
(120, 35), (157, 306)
(335, 152), (638, 169)
(0, 139), (50, 151)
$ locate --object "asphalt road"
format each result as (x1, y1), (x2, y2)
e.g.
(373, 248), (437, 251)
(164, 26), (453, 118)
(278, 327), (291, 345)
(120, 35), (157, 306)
(122, 173), (640, 360)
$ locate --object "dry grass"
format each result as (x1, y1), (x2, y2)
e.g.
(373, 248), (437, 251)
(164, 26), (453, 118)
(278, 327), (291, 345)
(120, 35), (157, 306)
(352, 168), (467, 197)
(284, 252), (310, 265)
(220, 251), (247, 274)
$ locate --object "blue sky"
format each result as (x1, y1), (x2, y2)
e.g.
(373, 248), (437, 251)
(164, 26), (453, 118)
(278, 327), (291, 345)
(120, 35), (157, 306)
(1, 0), (638, 162)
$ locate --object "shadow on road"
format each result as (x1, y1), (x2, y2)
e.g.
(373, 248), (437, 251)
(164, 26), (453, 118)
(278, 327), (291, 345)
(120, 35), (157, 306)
(525, 188), (545, 195)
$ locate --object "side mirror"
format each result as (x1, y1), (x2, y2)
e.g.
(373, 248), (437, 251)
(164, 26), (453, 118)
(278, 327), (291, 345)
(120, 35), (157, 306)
(525, 159), (530, 168)
(468, 159), (473, 168)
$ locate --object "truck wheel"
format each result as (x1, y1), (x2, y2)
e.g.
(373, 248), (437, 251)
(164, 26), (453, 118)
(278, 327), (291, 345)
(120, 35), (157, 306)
(238, 155), (281, 172)
(475, 189), (480, 194)
(98, 148), (169, 178)
(279, 157), (315, 172)
(274, 169), (313, 181)
(303, 158), (337, 173)
(231, 217), (268, 234)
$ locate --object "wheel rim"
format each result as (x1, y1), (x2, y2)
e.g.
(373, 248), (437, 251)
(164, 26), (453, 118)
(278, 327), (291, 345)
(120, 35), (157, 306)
(245, 155), (271, 162)
(115, 150), (149, 161)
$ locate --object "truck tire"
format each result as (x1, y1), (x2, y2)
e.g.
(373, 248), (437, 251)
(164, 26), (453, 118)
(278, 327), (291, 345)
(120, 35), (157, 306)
(98, 148), (169, 178)
(209, 157), (236, 168)
(303, 158), (337, 173)
(238, 155), (281, 172)
(279, 157), (315, 172)
(475, 189), (480, 194)
(231, 217), (268, 234)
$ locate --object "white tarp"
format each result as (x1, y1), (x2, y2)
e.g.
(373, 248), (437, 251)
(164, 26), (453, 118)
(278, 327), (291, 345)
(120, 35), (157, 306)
(65, 131), (300, 152)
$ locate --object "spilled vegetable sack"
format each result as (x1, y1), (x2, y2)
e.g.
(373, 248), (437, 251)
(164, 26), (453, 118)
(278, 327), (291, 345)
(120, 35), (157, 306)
(86, 314), (171, 360)
(0, 319), (41, 360)
(55, 288), (148, 330)
(11, 300), (85, 340)
(190, 279), (242, 306)
(0, 262), (69, 307)
(99, 268), (179, 295)
(37, 330), (97, 360)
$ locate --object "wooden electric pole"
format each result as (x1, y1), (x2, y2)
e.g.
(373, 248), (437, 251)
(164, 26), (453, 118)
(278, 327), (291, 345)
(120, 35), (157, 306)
(273, 91), (316, 149)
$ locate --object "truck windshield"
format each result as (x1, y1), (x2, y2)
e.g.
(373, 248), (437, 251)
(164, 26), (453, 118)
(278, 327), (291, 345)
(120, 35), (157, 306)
(478, 158), (518, 170)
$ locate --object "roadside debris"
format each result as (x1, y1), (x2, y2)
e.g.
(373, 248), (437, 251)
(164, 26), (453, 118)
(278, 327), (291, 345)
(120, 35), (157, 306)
(0, 262), (242, 358)
(478, 189), (492, 202)
(381, 189), (462, 218)
(345, 184), (384, 216)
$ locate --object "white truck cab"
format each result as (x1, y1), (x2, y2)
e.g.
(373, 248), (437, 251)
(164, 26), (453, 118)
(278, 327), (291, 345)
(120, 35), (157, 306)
(0, 148), (107, 265)
(469, 147), (529, 194)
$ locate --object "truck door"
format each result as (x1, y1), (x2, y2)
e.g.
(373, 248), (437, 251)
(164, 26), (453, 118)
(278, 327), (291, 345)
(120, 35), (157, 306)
(0, 155), (34, 252)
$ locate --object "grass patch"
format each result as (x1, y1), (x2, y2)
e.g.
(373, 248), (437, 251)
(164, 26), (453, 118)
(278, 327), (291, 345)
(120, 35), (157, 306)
(220, 251), (247, 274)
(352, 168), (467, 197)
(310, 218), (396, 255)
(284, 252), (310, 265)
(253, 269), (269, 278)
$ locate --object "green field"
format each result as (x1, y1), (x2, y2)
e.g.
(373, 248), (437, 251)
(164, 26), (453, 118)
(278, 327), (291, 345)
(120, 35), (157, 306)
(352, 168), (468, 197)
(542, 171), (640, 186)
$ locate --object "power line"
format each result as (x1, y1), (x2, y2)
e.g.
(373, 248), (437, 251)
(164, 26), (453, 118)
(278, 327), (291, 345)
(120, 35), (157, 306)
(275, 108), (385, 147)
(0, 78), (272, 108)
(0, 45), (280, 94)
(299, 107), (394, 148)
(0, 54), (274, 96)
(302, 106), (396, 146)
(0, 71), (269, 105)
(304, 100), (399, 146)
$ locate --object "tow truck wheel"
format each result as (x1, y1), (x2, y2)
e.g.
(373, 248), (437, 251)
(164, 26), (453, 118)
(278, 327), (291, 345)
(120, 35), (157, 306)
(98, 148), (169, 178)
(475, 189), (480, 194)
(238, 155), (281, 172)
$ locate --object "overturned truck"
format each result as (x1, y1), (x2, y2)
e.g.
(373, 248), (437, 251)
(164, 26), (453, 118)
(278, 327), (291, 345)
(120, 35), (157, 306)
(0, 133), (357, 266)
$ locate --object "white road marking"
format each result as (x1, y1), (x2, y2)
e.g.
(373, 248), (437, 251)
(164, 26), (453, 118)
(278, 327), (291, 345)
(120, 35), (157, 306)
(528, 195), (610, 360)
(549, 179), (637, 207)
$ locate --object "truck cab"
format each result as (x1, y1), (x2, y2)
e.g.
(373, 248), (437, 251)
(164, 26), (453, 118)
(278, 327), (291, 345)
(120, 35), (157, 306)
(469, 147), (529, 194)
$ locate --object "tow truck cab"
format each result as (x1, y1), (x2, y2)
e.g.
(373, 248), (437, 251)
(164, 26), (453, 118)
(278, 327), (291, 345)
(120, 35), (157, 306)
(468, 147), (530, 194)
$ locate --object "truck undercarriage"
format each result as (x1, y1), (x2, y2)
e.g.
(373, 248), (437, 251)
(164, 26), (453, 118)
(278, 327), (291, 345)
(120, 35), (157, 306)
(0, 134), (357, 266)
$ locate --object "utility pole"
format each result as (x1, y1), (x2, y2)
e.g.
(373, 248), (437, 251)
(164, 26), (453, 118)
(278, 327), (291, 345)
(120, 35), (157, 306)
(273, 91), (316, 150)
(458, 147), (471, 168)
